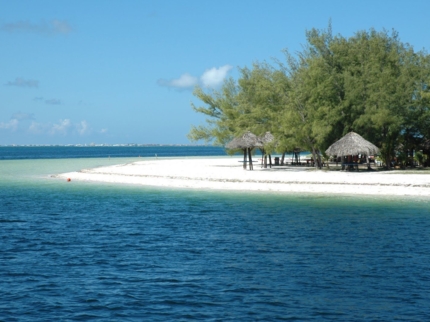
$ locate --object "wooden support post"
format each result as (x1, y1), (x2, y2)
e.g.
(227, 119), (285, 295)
(243, 149), (247, 170)
(261, 149), (267, 168)
(248, 148), (253, 170)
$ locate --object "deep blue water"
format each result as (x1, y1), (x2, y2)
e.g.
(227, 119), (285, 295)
(1, 148), (430, 321)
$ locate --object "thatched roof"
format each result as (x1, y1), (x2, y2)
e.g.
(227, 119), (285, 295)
(225, 131), (258, 150)
(325, 132), (380, 156)
(225, 131), (276, 150)
(255, 132), (275, 148)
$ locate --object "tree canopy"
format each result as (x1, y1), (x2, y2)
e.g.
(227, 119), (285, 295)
(188, 23), (430, 168)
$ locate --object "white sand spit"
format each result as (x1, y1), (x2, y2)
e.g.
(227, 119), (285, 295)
(56, 158), (430, 197)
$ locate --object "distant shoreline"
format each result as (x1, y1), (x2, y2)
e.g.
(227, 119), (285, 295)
(56, 157), (430, 197)
(0, 144), (218, 148)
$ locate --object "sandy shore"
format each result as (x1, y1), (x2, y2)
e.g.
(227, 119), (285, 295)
(56, 157), (430, 197)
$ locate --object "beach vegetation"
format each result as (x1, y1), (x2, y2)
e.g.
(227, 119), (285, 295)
(189, 22), (430, 169)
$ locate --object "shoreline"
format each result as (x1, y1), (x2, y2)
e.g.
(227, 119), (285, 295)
(56, 157), (430, 197)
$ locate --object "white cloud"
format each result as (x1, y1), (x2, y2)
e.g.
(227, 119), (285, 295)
(200, 65), (233, 88)
(0, 119), (19, 131)
(5, 77), (39, 88)
(2, 114), (103, 138)
(29, 119), (93, 136)
(158, 73), (198, 89)
(50, 119), (72, 135)
(1, 20), (72, 35)
(171, 73), (198, 88)
(1, 113), (34, 132)
(158, 65), (233, 90)
(76, 120), (90, 135)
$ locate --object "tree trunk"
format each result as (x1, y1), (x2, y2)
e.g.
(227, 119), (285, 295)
(248, 148), (253, 170)
(385, 155), (392, 170)
(261, 149), (267, 168)
(311, 147), (322, 169)
(281, 152), (286, 165)
(268, 154), (272, 168)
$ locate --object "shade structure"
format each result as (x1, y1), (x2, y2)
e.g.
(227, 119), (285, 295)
(225, 131), (258, 150)
(255, 132), (275, 168)
(225, 131), (258, 170)
(325, 132), (380, 157)
(255, 132), (275, 148)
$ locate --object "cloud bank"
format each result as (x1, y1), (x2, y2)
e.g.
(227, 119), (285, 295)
(49, 119), (72, 135)
(158, 65), (233, 90)
(31, 119), (91, 136)
(0, 113), (34, 130)
(0, 113), (94, 137)
(0, 119), (19, 131)
(6, 77), (39, 88)
(1, 20), (72, 35)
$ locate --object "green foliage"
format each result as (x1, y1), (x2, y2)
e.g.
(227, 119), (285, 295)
(414, 151), (424, 165)
(187, 78), (240, 146)
(189, 23), (430, 169)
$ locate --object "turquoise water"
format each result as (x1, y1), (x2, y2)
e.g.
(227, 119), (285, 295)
(1, 155), (430, 320)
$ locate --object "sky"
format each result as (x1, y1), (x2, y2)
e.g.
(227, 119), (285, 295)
(1, 0), (430, 145)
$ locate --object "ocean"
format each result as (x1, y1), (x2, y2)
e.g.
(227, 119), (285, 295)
(1, 146), (430, 321)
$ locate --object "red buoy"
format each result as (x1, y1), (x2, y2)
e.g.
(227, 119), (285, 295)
(67, 178), (71, 182)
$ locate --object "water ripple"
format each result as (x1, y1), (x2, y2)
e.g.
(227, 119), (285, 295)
(1, 184), (430, 320)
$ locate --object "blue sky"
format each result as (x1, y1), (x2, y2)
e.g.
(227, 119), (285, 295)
(1, 0), (429, 145)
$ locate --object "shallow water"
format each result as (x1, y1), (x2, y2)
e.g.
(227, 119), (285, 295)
(1, 157), (430, 320)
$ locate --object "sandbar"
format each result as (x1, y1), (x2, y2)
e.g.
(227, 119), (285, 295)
(56, 157), (430, 197)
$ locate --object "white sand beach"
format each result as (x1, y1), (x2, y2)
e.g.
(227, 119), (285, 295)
(56, 157), (430, 197)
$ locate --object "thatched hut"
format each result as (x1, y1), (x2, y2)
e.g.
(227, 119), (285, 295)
(256, 132), (275, 147)
(225, 131), (258, 170)
(255, 132), (275, 168)
(325, 132), (380, 169)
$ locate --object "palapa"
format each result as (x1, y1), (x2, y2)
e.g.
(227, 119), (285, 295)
(255, 132), (275, 147)
(325, 132), (379, 157)
(255, 132), (275, 168)
(225, 131), (258, 149)
(225, 131), (258, 170)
